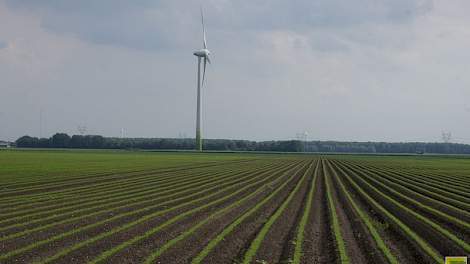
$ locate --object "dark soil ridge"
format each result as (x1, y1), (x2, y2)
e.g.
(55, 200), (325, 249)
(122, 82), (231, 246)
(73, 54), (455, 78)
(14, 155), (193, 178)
(46, 161), (304, 264)
(0, 163), (280, 239)
(362, 163), (470, 192)
(342, 161), (470, 211)
(0, 160), (258, 211)
(323, 160), (368, 264)
(0, 162), (268, 222)
(0, 166), (259, 228)
(333, 160), (449, 263)
(0, 163), (248, 212)
(1, 180), (256, 263)
(368, 160), (470, 182)
(342, 162), (470, 244)
(102, 161), (308, 264)
(299, 160), (336, 264)
(337, 161), (470, 257)
(346, 162), (470, 211)
(179, 161), (310, 264)
(331, 159), (432, 264)
(0, 161), (290, 256)
(250, 161), (316, 264)
(346, 161), (470, 224)
(0, 169), (232, 220)
(0, 159), (257, 198)
(0, 158), (258, 192)
(278, 160), (320, 264)
(326, 160), (389, 264)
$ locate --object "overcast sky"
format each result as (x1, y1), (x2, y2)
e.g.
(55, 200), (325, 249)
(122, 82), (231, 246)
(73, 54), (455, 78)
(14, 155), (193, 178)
(1, 0), (469, 143)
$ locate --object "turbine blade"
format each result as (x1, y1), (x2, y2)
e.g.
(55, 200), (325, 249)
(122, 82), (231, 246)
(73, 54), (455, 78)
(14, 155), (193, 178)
(201, 8), (207, 49)
(202, 57), (207, 87)
(206, 55), (211, 64)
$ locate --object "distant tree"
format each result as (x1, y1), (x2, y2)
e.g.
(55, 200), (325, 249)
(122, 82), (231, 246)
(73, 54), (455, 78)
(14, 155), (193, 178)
(70, 135), (84, 148)
(38, 138), (50, 148)
(14, 132), (470, 154)
(16, 136), (39, 147)
(50, 133), (71, 148)
(90, 135), (105, 148)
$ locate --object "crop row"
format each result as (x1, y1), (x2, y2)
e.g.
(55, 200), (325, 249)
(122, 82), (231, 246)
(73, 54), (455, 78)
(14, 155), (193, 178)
(0, 161), (284, 242)
(0, 159), (258, 205)
(2, 154), (469, 263)
(0, 160), (270, 220)
(328, 158), (470, 263)
(0, 158), (307, 263)
(36, 159), (308, 264)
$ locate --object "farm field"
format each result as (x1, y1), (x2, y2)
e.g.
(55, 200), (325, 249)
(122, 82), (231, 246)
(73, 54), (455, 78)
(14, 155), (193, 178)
(0, 150), (469, 263)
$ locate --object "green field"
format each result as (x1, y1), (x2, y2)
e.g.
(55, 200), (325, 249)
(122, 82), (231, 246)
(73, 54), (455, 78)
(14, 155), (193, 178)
(0, 149), (259, 183)
(0, 149), (469, 263)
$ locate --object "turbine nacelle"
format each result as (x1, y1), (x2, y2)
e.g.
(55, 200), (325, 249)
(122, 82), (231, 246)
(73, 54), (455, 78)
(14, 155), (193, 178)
(193, 49), (210, 58)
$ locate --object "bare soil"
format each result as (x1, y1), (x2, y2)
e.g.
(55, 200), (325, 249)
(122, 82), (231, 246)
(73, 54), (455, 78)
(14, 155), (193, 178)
(43, 162), (301, 264)
(299, 161), (337, 264)
(2, 157), (468, 264)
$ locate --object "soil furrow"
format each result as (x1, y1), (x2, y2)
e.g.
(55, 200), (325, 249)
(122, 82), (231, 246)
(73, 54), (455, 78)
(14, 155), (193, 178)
(300, 160), (336, 264)
(185, 161), (310, 264)
(248, 161), (315, 264)
(103, 160), (309, 264)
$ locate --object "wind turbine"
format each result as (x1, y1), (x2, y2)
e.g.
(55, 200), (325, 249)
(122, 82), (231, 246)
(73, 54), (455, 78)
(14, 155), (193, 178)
(193, 9), (211, 152)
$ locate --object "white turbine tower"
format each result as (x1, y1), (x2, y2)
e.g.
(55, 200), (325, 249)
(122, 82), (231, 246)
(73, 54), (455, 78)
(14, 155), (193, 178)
(193, 9), (211, 152)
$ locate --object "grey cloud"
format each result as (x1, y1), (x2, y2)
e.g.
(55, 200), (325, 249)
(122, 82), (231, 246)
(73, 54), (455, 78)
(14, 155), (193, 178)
(6, 0), (433, 51)
(309, 34), (351, 53)
(4, 0), (470, 144)
(0, 41), (7, 49)
(6, 0), (182, 50)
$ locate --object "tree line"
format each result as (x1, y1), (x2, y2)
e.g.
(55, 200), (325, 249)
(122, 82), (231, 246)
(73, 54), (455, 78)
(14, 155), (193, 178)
(15, 134), (303, 152)
(15, 133), (470, 154)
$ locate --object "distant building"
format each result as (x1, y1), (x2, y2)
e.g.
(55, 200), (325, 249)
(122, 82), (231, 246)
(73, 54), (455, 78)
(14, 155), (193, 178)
(0, 141), (11, 148)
